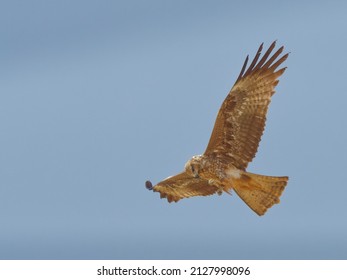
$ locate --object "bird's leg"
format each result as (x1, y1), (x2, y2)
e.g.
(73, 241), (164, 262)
(220, 178), (232, 196)
(209, 179), (224, 196)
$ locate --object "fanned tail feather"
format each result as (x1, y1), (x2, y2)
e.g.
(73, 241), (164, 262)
(231, 172), (288, 216)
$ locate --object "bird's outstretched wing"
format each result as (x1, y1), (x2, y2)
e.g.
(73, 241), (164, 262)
(151, 172), (220, 203)
(204, 41), (289, 170)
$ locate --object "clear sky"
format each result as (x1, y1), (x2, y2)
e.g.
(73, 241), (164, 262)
(1, 0), (347, 259)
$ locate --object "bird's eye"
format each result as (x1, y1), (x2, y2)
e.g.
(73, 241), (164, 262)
(191, 165), (195, 173)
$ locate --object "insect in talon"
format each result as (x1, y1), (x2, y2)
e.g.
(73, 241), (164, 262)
(145, 180), (153, 190)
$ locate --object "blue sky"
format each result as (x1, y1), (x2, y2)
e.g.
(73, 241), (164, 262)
(1, 0), (347, 259)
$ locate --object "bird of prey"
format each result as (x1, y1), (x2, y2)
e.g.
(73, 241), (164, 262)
(146, 41), (289, 216)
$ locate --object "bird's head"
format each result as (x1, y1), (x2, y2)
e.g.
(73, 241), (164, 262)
(184, 155), (203, 178)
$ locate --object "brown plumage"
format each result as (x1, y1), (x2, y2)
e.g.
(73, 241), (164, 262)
(147, 41), (289, 216)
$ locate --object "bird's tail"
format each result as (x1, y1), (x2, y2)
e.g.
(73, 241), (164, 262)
(231, 172), (288, 216)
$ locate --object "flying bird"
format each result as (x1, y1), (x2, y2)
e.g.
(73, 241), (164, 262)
(146, 41), (289, 216)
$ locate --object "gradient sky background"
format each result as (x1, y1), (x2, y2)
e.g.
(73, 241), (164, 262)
(1, 0), (347, 259)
